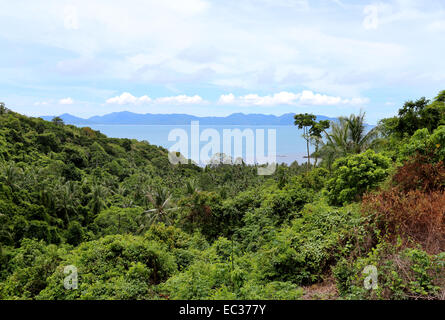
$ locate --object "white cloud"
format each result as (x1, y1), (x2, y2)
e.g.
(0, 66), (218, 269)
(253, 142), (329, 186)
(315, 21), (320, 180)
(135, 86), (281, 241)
(258, 0), (309, 10)
(427, 20), (445, 31)
(218, 93), (235, 104)
(34, 101), (48, 106)
(0, 0), (414, 96)
(106, 92), (151, 105)
(155, 95), (204, 104)
(59, 97), (74, 105)
(299, 90), (369, 106)
(240, 92), (300, 106)
(218, 90), (369, 107)
(106, 93), (203, 105)
(1, 0), (445, 119)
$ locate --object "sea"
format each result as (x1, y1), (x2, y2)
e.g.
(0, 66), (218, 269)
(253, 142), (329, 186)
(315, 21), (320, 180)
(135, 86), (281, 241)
(82, 124), (308, 166)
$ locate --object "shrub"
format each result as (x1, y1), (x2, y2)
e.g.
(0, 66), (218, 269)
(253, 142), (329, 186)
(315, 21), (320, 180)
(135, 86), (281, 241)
(37, 235), (176, 300)
(327, 150), (391, 205)
(399, 125), (445, 162)
(263, 183), (313, 224)
(0, 239), (64, 299)
(239, 280), (303, 300)
(334, 243), (445, 300)
(256, 200), (365, 285)
(294, 167), (329, 192)
(363, 189), (445, 254)
(393, 154), (445, 192)
(93, 207), (142, 236)
(65, 221), (85, 246)
(160, 260), (233, 300)
(363, 150), (445, 254)
(144, 224), (206, 271)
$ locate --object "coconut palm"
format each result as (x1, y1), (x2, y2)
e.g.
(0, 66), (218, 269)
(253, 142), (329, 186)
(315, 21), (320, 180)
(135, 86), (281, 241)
(55, 180), (80, 224)
(343, 112), (379, 154)
(317, 111), (380, 169)
(112, 184), (134, 208)
(0, 162), (22, 193)
(39, 179), (56, 210)
(0, 213), (12, 258)
(185, 178), (200, 196)
(137, 186), (177, 233)
(88, 182), (109, 215)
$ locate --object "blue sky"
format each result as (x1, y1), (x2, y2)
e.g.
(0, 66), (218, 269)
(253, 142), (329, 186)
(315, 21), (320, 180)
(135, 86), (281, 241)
(0, 0), (444, 124)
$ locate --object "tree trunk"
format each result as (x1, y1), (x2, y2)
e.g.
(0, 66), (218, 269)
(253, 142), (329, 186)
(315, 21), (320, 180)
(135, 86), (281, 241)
(306, 128), (310, 172)
(314, 142), (318, 167)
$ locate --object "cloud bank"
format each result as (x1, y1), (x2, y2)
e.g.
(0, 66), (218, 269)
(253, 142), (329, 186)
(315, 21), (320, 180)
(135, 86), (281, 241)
(105, 93), (204, 105)
(218, 91), (369, 107)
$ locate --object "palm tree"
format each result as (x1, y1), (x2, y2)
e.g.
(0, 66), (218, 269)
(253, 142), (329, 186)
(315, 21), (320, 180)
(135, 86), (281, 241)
(318, 111), (379, 169)
(0, 162), (22, 193)
(88, 182), (109, 215)
(0, 213), (12, 259)
(343, 112), (379, 153)
(137, 186), (177, 233)
(185, 179), (200, 196)
(55, 180), (80, 224)
(39, 179), (57, 210)
(112, 184), (134, 208)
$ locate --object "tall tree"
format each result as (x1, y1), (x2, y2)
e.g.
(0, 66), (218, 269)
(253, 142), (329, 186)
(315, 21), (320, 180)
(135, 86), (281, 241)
(88, 181), (109, 216)
(0, 102), (8, 115)
(309, 120), (330, 166)
(294, 113), (316, 171)
(396, 97), (430, 136)
(51, 116), (64, 126)
(0, 162), (23, 195)
(55, 180), (80, 224)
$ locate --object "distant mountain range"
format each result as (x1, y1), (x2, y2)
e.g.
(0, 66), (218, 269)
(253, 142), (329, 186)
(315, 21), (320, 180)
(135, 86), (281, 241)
(40, 112), (337, 126)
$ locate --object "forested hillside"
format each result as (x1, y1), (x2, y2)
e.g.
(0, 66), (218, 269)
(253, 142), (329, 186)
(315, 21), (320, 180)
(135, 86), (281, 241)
(0, 91), (444, 300)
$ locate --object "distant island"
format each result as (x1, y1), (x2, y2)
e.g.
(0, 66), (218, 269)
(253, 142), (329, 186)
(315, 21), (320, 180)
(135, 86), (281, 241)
(40, 112), (337, 126)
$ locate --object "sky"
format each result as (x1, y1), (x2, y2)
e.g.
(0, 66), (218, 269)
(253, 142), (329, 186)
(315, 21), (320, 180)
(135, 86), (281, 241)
(0, 0), (444, 124)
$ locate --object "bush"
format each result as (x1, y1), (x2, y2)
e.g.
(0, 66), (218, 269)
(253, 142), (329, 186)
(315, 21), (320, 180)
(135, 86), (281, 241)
(179, 191), (233, 240)
(256, 200), (365, 285)
(37, 235), (177, 300)
(334, 243), (445, 300)
(93, 207), (142, 236)
(399, 125), (445, 162)
(239, 280), (303, 300)
(65, 221), (85, 246)
(262, 183), (313, 224)
(363, 189), (445, 254)
(393, 154), (445, 192)
(327, 150), (391, 205)
(144, 224), (206, 271)
(294, 167), (329, 192)
(0, 239), (64, 299)
(160, 260), (233, 300)
(363, 150), (445, 254)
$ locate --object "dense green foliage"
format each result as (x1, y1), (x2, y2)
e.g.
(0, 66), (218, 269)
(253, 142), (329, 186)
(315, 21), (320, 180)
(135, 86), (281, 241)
(326, 150), (391, 205)
(0, 91), (444, 300)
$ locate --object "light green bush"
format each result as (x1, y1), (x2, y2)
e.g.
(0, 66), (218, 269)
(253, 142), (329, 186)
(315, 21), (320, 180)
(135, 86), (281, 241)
(327, 150), (391, 205)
